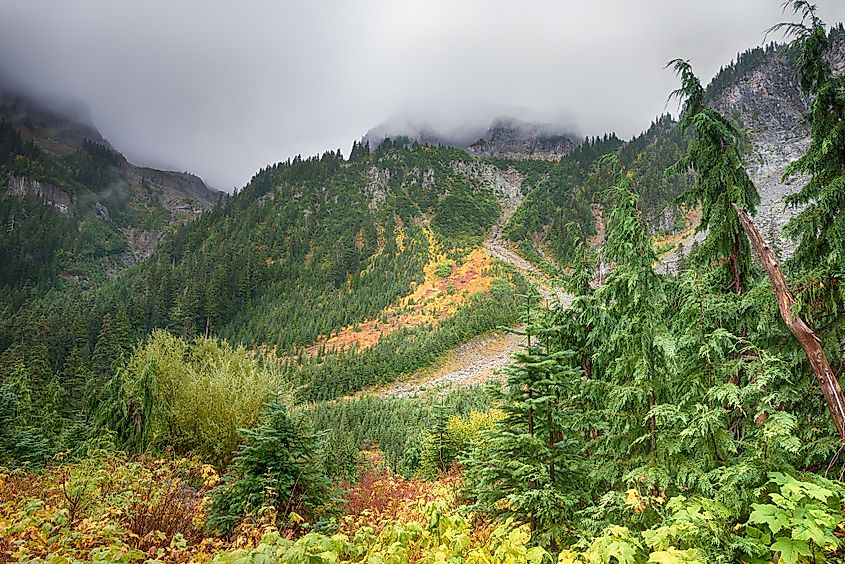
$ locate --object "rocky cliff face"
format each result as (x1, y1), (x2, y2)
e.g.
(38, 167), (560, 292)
(708, 43), (809, 260)
(665, 32), (845, 267)
(6, 175), (73, 214)
(466, 118), (576, 160)
(364, 115), (578, 160)
(0, 87), (221, 266)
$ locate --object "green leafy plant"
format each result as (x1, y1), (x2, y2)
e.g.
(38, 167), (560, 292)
(744, 472), (844, 563)
(435, 261), (454, 278)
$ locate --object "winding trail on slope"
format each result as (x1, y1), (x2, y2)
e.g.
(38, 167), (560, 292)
(485, 219), (571, 307)
(484, 184), (572, 308)
(366, 168), (572, 398)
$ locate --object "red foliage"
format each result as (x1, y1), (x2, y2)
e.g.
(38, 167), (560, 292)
(126, 479), (206, 553)
(340, 466), (464, 533)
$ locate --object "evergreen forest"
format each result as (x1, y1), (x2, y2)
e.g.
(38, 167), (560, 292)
(5, 2), (845, 563)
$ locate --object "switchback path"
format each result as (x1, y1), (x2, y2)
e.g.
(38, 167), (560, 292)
(484, 185), (572, 308)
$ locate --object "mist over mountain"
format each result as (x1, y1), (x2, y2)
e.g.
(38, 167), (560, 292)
(4, 1), (845, 189)
(364, 113), (580, 159)
(10, 3), (845, 562)
(0, 79), (219, 285)
(0, 80), (109, 149)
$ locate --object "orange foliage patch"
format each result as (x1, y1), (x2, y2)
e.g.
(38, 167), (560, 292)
(304, 238), (498, 355)
(0, 455), (228, 563)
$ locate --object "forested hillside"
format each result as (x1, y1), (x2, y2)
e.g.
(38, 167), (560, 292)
(6, 2), (845, 563)
(495, 119), (691, 267)
(0, 131), (537, 464)
(0, 91), (219, 310)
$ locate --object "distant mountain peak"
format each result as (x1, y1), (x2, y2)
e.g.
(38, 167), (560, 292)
(0, 84), (221, 271)
(467, 117), (577, 160)
(0, 86), (110, 153)
(363, 114), (578, 160)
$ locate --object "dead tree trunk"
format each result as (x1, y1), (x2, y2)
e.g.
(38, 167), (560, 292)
(733, 203), (845, 441)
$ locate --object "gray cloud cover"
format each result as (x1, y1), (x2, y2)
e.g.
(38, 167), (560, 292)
(2, 1), (844, 190)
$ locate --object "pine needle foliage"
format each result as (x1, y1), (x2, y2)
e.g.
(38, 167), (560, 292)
(588, 162), (671, 494)
(779, 1), (845, 268)
(667, 59), (760, 294)
(462, 323), (586, 548)
(207, 401), (335, 535)
(775, 1), (845, 370)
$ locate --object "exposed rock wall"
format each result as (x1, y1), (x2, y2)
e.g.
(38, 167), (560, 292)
(467, 119), (576, 160)
(665, 34), (845, 268)
(451, 160), (524, 204)
(708, 43), (810, 261)
(6, 175), (72, 214)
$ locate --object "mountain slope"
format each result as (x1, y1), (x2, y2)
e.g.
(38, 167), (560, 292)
(502, 28), (845, 274)
(0, 142), (534, 407)
(112, 145), (513, 351)
(3, 25), (842, 465)
(0, 88), (220, 302)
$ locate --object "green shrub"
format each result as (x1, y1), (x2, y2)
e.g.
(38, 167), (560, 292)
(207, 402), (335, 535)
(418, 409), (501, 478)
(102, 330), (284, 466)
(744, 473), (844, 564)
(435, 261), (453, 278)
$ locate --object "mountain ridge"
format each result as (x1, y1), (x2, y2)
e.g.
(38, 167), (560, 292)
(1, 19), (841, 449)
(0, 85), (221, 296)
(364, 114), (579, 160)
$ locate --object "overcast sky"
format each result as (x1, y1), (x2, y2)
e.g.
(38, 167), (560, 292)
(2, 1), (845, 190)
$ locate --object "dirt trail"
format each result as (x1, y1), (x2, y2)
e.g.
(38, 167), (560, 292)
(484, 188), (571, 308)
(485, 222), (570, 307)
(365, 167), (571, 399)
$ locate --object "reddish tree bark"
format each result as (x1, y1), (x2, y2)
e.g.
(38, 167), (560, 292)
(733, 203), (845, 440)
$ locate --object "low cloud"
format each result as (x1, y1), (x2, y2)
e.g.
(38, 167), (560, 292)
(1, 1), (844, 190)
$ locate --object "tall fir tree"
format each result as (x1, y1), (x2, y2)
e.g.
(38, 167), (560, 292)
(588, 161), (671, 492)
(775, 1), (845, 333)
(667, 59), (760, 294)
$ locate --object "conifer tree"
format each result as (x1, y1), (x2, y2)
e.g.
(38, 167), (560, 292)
(92, 313), (119, 382)
(0, 361), (49, 465)
(775, 1), (845, 308)
(419, 402), (455, 477)
(589, 160), (669, 488)
(667, 59), (760, 294)
(208, 401), (334, 535)
(464, 344), (582, 547)
(464, 295), (584, 548)
(61, 346), (89, 412)
(661, 53), (814, 496)
(26, 340), (53, 394)
(742, 0), (845, 440)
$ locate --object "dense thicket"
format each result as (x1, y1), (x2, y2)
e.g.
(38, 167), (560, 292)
(458, 10), (845, 561)
(303, 388), (495, 481)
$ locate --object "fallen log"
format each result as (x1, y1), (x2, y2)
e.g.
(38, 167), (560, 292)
(732, 203), (845, 441)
